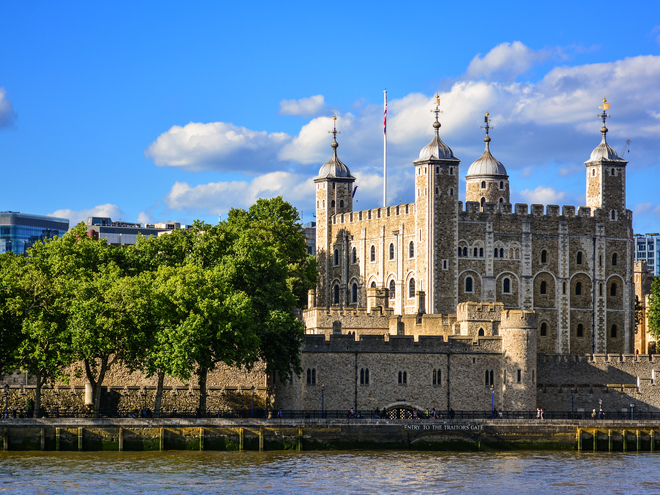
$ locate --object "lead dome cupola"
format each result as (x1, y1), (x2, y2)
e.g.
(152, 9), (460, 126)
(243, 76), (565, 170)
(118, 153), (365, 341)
(317, 116), (354, 179)
(466, 112), (508, 178)
(587, 98), (627, 163)
(417, 93), (458, 161)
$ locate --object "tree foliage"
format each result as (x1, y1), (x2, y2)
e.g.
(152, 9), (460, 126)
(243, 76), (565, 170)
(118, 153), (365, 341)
(648, 277), (660, 341)
(0, 197), (315, 416)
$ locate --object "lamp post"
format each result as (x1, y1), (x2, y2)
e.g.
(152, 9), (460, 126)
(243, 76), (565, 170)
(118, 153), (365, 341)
(141, 389), (147, 418)
(321, 385), (325, 419)
(571, 388), (575, 418)
(251, 386), (255, 418)
(490, 384), (494, 419)
(3, 384), (9, 419)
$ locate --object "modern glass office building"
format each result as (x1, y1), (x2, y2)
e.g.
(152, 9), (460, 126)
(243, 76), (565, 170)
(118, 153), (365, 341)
(0, 211), (69, 255)
(634, 233), (660, 276)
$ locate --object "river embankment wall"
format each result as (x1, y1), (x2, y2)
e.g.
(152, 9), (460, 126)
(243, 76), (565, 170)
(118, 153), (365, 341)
(1, 418), (659, 452)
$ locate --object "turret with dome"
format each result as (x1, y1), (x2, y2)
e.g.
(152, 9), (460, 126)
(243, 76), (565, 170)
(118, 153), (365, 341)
(465, 111), (510, 210)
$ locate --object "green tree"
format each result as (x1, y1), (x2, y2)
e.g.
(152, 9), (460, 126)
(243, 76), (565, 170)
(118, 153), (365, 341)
(149, 263), (259, 414)
(648, 277), (660, 341)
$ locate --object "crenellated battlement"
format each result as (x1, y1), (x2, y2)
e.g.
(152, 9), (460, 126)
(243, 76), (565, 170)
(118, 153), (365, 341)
(500, 309), (537, 329)
(302, 333), (503, 353)
(330, 203), (415, 225)
(457, 201), (632, 223)
(539, 353), (660, 363)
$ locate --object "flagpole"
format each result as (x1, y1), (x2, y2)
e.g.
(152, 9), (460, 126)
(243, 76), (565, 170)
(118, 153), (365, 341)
(383, 89), (387, 207)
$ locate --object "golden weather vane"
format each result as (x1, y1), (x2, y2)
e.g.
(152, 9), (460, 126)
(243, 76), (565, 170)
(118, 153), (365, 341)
(431, 92), (443, 122)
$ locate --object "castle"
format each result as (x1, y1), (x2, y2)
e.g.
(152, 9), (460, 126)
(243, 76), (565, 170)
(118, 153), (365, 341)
(271, 97), (660, 415)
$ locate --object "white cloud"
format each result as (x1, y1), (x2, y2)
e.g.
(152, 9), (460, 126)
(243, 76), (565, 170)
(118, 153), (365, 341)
(49, 204), (125, 227)
(652, 26), (660, 45)
(520, 186), (566, 205)
(164, 172), (315, 215)
(0, 88), (17, 128)
(279, 95), (325, 116)
(144, 121), (291, 172)
(464, 41), (552, 81)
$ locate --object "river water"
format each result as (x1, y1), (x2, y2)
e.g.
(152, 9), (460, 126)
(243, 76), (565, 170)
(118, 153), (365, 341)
(1, 450), (660, 494)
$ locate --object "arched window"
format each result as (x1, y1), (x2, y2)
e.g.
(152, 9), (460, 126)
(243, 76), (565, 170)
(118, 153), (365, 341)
(478, 328), (484, 336)
(450, 188), (454, 196)
(485, 370), (489, 386)
(450, 167), (454, 175)
(403, 371), (407, 384)
(409, 241), (414, 258)
(333, 249), (339, 265)
(370, 245), (376, 262)
(599, 283), (603, 296)
(481, 181), (486, 189)
(339, 199), (344, 208)
(352, 283), (358, 303)
(503, 278), (510, 294)
(612, 253), (617, 266)
(465, 277), (473, 293)
(540, 280), (547, 295)
(479, 247), (484, 258)
(480, 197), (485, 209)
(540, 322), (547, 337)
(435, 187), (439, 195)
(577, 323), (584, 338)
(365, 368), (369, 384)
(541, 250), (547, 263)
(389, 279), (396, 299)
(611, 168), (615, 176)
(499, 197), (503, 203)
(499, 181), (504, 190)
(500, 248), (504, 258)
(398, 371), (402, 384)
(360, 368), (364, 384)
(389, 243), (395, 260)
(473, 247), (478, 257)
(577, 252), (583, 265)
(592, 168), (596, 176)
(610, 283), (617, 297)
(409, 278), (416, 298)
(433, 369), (437, 385)
(352, 247), (357, 263)
(575, 281), (582, 296)
(436, 167), (439, 174)
(370, 281), (376, 288)
(611, 325), (618, 339)
(307, 368), (311, 384)
(611, 210), (617, 221)
(463, 247), (468, 257)
(562, 282), (566, 295)
(331, 200), (335, 207)
(333, 285), (340, 304)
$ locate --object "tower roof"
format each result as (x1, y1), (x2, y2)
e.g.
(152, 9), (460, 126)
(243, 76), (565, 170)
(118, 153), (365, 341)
(417, 93), (458, 162)
(317, 116), (355, 180)
(587, 97), (627, 164)
(466, 113), (507, 177)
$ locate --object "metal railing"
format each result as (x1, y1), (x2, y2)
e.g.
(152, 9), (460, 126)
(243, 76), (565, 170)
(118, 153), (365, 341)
(1, 407), (655, 421)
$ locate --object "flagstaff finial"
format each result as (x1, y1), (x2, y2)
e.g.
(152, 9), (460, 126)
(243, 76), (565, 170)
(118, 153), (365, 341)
(598, 97), (610, 139)
(430, 92), (443, 130)
(328, 114), (341, 151)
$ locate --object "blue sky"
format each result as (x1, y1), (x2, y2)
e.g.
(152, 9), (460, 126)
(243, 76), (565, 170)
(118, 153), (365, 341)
(1, 1), (660, 232)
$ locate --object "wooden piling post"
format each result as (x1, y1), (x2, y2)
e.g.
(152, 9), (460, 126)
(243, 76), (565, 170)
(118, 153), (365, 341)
(199, 427), (204, 451)
(593, 429), (597, 452)
(3, 427), (8, 451)
(608, 429), (612, 452)
(651, 430), (655, 452)
(297, 428), (303, 451)
(78, 427), (83, 451)
(119, 428), (123, 452)
(160, 427), (165, 451)
(637, 430), (641, 452)
(577, 429), (582, 451)
(259, 428), (264, 452)
(56, 427), (60, 451)
(239, 428), (244, 451)
(41, 428), (45, 451)
(623, 430), (627, 452)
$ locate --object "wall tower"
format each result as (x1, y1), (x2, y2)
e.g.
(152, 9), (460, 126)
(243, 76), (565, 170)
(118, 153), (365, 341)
(314, 116), (356, 307)
(413, 93), (460, 314)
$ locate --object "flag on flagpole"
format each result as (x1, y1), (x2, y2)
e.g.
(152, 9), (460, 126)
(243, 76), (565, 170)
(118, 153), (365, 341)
(383, 96), (387, 135)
